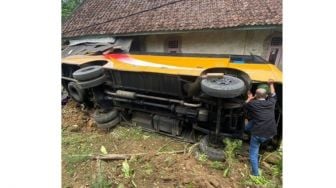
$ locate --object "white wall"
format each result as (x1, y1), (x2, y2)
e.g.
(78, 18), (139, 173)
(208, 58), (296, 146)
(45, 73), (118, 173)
(146, 35), (165, 52)
(145, 29), (281, 59)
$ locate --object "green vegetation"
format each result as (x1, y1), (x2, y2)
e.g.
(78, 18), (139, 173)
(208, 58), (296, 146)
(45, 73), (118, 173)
(242, 146), (283, 187)
(63, 154), (90, 164)
(272, 147), (283, 176)
(142, 162), (154, 175)
(110, 126), (151, 140)
(91, 160), (112, 188)
(164, 156), (176, 167)
(210, 161), (225, 170)
(62, 122), (282, 187)
(222, 138), (242, 177)
(62, 132), (96, 176)
(271, 155), (282, 176)
(185, 182), (195, 188)
(223, 138), (242, 163)
(62, 0), (83, 20)
(198, 153), (208, 162)
(247, 174), (272, 186)
(121, 159), (138, 187)
(91, 173), (112, 188)
(122, 159), (133, 178)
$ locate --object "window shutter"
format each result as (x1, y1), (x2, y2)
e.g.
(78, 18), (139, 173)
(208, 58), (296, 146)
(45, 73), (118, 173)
(271, 37), (282, 46)
(166, 39), (180, 53)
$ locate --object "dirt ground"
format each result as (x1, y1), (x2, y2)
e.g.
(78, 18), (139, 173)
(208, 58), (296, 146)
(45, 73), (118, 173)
(62, 100), (282, 188)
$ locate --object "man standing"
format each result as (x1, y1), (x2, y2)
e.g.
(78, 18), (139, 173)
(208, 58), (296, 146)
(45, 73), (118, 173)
(244, 80), (277, 176)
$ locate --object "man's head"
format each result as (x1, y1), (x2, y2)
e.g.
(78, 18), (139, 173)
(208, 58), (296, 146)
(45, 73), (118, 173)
(257, 84), (270, 93)
(255, 88), (267, 99)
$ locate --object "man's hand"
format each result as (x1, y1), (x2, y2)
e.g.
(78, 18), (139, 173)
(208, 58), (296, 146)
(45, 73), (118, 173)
(268, 79), (275, 95)
(246, 90), (255, 103)
(247, 90), (254, 98)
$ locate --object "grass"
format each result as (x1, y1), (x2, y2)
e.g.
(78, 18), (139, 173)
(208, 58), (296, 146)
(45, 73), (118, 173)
(223, 138), (242, 163)
(273, 147), (283, 176)
(198, 153), (208, 162)
(268, 147), (283, 184)
(91, 173), (112, 188)
(242, 146), (283, 187)
(185, 182), (195, 188)
(246, 174), (272, 186)
(64, 155), (90, 164)
(271, 157), (282, 176)
(222, 138), (243, 177)
(142, 162), (154, 175)
(63, 132), (98, 146)
(117, 184), (125, 188)
(62, 121), (282, 187)
(63, 127), (141, 187)
(62, 132), (96, 176)
(122, 159), (133, 178)
(121, 159), (138, 187)
(163, 156), (176, 167)
(275, 162), (282, 175)
(210, 161), (225, 170)
(62, 125), (167, 187)
(110, 126), (153, 140)
(241, 169), (279, 188)
(91, 160), (113, 188)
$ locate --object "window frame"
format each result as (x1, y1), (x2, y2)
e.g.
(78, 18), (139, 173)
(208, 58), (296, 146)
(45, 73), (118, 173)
(165, 37), (182, 53)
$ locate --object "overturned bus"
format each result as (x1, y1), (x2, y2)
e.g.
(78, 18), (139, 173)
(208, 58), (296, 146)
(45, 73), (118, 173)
(62, 41), (282, 160)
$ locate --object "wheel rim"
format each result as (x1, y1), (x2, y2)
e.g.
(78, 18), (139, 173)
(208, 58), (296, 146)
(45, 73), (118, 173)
(210, 78), (232, 85)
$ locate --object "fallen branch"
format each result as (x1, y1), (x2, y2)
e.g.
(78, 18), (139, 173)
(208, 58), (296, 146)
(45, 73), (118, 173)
(262, 152), (281, 165)
(261, 161), (273, 171)
(157, 140), (175, 152)
(92, 153), (145, 160)
(91, 150), (185, 160)
(187, 143), (200, 155)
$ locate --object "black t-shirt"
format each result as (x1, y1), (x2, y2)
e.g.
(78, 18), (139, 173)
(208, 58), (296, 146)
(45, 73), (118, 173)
(244, 94), (277, 138)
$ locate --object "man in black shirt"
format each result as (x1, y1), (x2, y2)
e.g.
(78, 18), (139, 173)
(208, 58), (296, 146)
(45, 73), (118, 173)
(244, 80), (277, 176)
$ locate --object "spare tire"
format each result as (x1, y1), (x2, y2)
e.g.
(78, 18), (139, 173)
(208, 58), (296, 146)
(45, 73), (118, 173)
(201, 75), (245, 98)
(94, 109), (118, 124)
(73, 66), (104, 81)
(77, 74), (106, 89)
(199, 135), (225, 161)
(97, 116), (120, 129)
(67, 82), (86, 103)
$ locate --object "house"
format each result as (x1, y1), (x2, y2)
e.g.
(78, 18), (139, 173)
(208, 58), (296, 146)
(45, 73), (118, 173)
(62, 0), (282, 70)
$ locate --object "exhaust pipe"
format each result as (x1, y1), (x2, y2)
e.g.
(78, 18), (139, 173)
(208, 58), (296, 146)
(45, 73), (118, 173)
(105, 90), (202, 108)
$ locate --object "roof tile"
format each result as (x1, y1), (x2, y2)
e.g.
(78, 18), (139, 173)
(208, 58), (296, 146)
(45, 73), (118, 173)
(63, 0), (282, 38)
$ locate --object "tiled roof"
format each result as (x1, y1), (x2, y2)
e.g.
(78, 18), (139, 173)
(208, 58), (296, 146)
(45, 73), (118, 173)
(62, 0), (282, 38)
